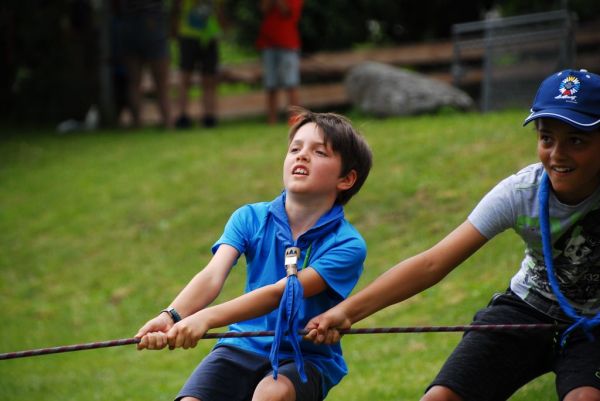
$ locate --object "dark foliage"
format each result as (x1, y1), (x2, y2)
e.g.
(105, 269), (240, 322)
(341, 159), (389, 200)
(227, 0), (495, 53)
(1, 0), (98, 123)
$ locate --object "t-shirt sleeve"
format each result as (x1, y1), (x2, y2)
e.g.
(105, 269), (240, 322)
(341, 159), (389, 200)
(309, 232), (366, 300)
(211, 205), (253, 255)
(468, 177), (516, 239)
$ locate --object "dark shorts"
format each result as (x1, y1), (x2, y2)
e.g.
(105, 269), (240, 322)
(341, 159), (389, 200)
(427, 289), (600, 401)
(178, 38), (219, 75)
(176, 345), (323, 401)
(121, 13), (169, 61)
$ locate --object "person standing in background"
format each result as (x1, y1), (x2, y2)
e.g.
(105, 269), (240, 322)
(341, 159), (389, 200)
(172, 0), (223, 129)
(120, 0), (172, 129)
(256, 0), (303, 125)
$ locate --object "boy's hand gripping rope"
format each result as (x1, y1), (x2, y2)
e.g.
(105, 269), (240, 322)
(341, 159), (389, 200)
(0, 323), (566, 360)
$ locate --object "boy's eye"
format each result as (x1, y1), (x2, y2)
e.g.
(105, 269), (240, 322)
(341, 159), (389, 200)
(570, 137), (583, 145)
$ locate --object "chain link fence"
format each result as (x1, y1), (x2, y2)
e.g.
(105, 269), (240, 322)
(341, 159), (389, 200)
(452, 10), (577, 112)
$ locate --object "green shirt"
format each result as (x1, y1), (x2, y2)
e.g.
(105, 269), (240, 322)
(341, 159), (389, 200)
(179, 0), (221, 43)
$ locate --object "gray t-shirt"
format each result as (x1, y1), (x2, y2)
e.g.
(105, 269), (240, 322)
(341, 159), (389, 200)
(468, 162), (600, 320)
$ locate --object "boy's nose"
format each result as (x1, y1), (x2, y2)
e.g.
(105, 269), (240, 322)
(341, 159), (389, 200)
(296, 149), (309, 160)
(550, 141), (567, 159)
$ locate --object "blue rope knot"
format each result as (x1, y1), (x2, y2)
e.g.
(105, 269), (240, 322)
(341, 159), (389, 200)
(539, 172), (600, 346)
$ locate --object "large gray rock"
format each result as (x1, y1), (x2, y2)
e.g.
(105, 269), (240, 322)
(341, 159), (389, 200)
(345, 62), (474, 117)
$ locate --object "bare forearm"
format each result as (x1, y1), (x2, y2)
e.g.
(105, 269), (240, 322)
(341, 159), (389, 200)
(343, 254), (444, 323)
(341, 221), (487, 324)
(169, 271), (225, 318)
(200, 283), (283, 329)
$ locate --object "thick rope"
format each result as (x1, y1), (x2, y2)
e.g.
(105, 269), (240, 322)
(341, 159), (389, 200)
(0, 323), (566, 360)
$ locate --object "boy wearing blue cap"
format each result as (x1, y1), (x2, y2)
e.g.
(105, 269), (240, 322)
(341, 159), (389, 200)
(306, 69), (600, 401)
(135, 108), (372, 401)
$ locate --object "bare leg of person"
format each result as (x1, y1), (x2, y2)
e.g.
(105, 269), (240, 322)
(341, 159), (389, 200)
(252, 374), (295, 401)
(420, 385), (463, 401)
(179, 70), (193, 118)
(287, 87), (299, 109)
(266, 89), (278, 125)
(201, 73), (218, 127)
(563, 386), (600, 401)
(126, 57), (143, 128)
(175, 70), (193, 128)
(149, 57), (172, 129)
(286, 87), (300, 124)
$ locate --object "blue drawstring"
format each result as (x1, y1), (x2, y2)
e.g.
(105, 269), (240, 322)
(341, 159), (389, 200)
(269, 245), (312, 383)
(538, 172), (600, 346)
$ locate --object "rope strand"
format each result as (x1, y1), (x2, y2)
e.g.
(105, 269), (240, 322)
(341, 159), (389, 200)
(0, 323), (566, 360)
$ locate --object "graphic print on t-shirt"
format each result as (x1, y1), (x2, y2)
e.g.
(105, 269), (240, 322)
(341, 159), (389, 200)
(528, 206), (600, 309)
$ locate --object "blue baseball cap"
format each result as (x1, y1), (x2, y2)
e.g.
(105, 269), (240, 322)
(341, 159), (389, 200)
(523, 69), (600, 131)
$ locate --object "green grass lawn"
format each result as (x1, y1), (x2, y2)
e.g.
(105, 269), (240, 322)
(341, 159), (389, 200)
(0, 110), (556, 400)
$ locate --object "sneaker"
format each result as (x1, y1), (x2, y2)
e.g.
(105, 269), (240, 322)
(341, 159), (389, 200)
(175, 115), (192, 129)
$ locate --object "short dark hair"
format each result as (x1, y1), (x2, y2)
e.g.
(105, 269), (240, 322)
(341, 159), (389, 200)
(288, 108), (373, 205)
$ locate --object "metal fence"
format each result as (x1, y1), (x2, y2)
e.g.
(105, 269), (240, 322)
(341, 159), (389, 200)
(452, 10), (577, 112)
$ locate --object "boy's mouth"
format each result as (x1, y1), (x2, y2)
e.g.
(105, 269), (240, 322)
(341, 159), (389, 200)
(552, 166), (574, 173)
(292, 166), (308, 175)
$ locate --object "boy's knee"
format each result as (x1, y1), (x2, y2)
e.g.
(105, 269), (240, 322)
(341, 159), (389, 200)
(421, 385), (463, 401)
(564, 386), (600, 401)
(252, 375), (296, 401)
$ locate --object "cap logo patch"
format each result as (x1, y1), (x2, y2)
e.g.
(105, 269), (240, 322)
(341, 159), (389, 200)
(555, 75), (580, 102)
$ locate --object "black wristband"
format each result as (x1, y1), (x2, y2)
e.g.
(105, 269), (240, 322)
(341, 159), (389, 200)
(161, 307), (182, 323)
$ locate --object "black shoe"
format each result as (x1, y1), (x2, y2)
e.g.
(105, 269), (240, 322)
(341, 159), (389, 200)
(175, 115), (192, 129)
(202, 115), (218, 128)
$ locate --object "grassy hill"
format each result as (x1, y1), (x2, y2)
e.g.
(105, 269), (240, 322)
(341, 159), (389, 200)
(0, 110), (555, 400)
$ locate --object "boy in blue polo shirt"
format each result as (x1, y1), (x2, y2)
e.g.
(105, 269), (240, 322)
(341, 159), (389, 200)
(135, 108), (372, 401)
(306, 69), (600, 401)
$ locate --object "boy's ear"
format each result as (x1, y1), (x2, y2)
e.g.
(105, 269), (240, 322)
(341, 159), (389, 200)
(337, 169), (357, 191)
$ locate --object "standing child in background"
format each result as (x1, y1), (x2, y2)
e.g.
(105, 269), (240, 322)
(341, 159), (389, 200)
(306, 69), (600, 401)
(136, 108), (372, 401)
(120, 0), (172, 129)
(257, 0), (303, 125)
(171, 0), (223, 129)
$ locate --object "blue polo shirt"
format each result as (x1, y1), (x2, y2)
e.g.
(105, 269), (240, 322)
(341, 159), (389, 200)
(211, 194), (366, 397)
